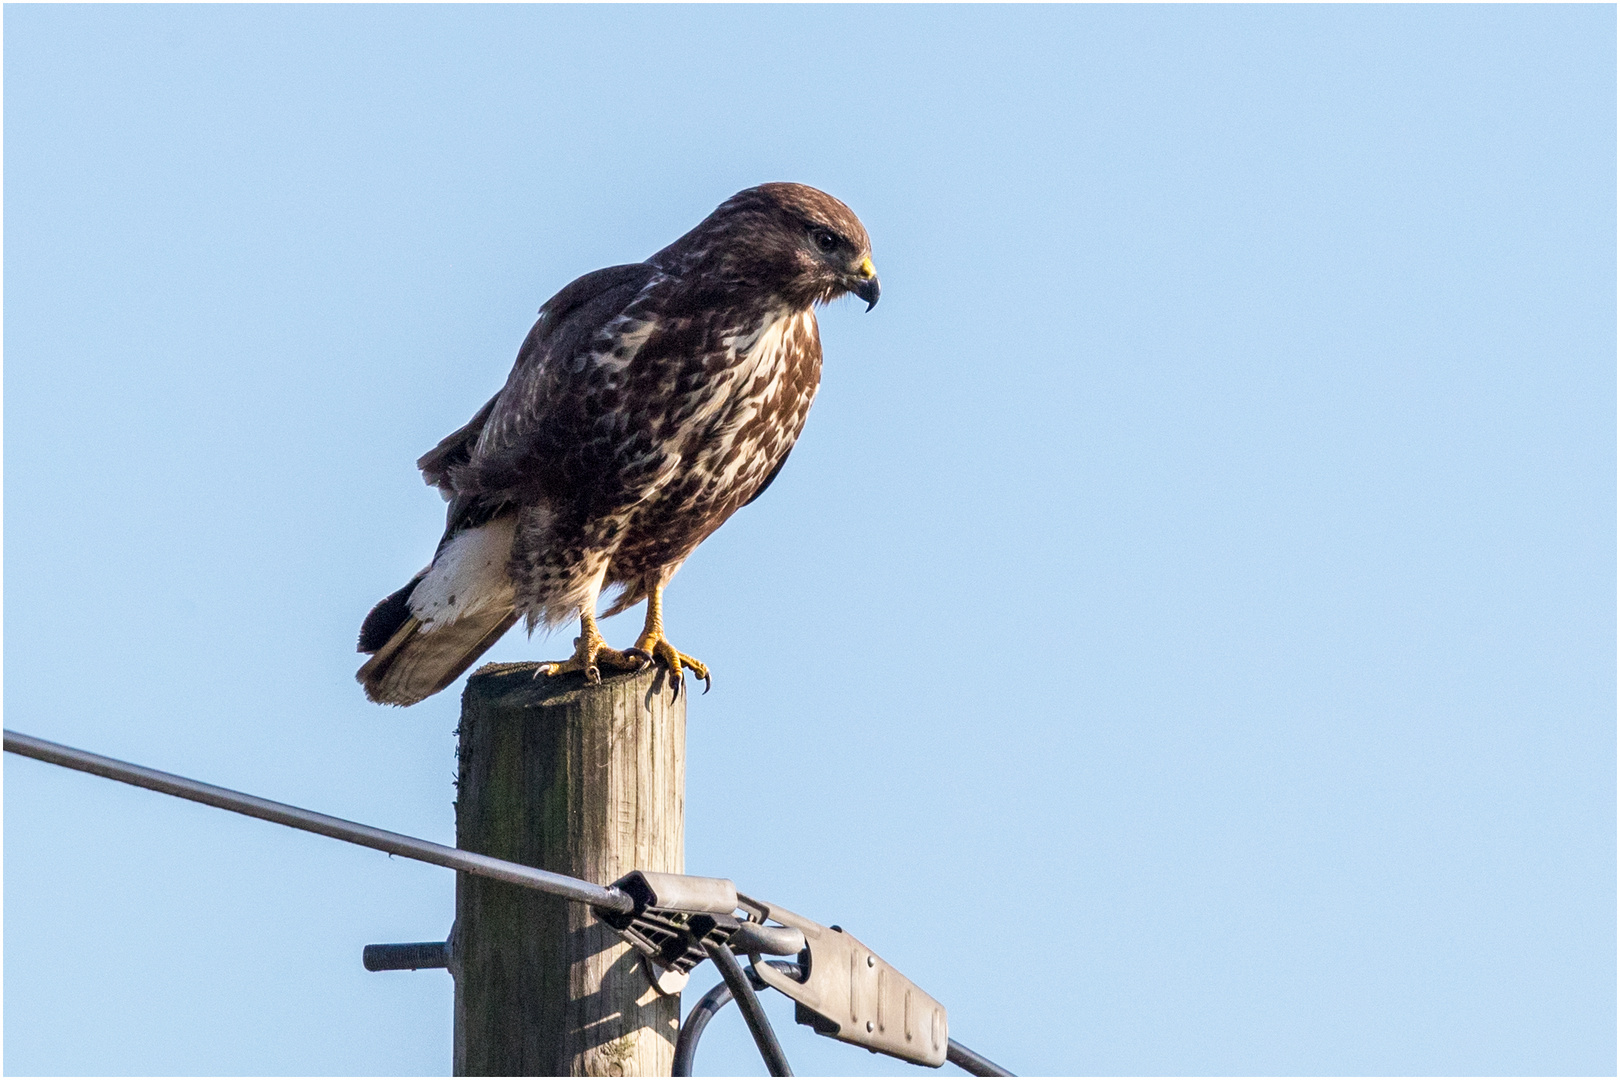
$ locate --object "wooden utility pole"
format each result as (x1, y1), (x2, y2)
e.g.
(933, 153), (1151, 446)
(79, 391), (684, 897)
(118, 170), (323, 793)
(452, 661), (685, 1077)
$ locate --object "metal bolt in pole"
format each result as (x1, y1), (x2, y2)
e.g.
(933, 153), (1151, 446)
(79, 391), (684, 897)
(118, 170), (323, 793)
(363, 942), (451, 972)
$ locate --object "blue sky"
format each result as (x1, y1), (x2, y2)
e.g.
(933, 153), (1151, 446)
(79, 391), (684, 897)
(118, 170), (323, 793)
(4, 5), (1614, 1076)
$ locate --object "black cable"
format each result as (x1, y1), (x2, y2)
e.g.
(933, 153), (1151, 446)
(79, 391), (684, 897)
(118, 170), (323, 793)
(702, 942), (794, 1076)
(671, 978), (732, 1076)
(673, 961), (801, 1076)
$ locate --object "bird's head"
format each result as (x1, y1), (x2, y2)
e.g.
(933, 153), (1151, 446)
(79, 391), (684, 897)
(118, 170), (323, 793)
(654, 182), (879, 312)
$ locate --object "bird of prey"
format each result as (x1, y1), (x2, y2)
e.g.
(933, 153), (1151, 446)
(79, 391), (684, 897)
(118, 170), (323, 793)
(357, 183), (879, 706)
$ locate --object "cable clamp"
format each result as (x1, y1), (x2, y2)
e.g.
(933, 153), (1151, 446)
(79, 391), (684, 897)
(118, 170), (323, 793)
(594, 871), (740, 975)
(737, 893), (950, 1068)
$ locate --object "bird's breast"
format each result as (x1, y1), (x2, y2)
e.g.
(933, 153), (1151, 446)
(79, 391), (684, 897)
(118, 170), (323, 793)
(686, 307), (820, 478)
(615, 307), (821, 562)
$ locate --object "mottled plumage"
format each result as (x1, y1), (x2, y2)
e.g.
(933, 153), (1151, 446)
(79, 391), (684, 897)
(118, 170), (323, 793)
(358, 183), (878, 705)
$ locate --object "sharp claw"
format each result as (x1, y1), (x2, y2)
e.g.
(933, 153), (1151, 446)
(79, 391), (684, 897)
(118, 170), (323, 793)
(584, 665), (601, 684)
(700, 673), (712, 694)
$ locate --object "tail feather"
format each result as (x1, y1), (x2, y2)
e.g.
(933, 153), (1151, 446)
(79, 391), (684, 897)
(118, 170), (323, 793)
(359, 573), (424, 654)
(357, 606), (519, 706)
(358, 515), (522, 706)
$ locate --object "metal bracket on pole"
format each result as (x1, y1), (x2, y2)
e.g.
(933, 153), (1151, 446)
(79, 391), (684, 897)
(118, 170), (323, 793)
(737, 893), (951, 1069)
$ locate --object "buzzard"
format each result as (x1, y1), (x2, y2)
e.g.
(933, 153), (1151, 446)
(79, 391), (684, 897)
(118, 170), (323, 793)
(357, 183), (879, 706)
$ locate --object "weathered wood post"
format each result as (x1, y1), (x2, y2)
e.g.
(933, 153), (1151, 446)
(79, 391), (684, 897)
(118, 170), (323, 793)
(452, 661), (685, 1077)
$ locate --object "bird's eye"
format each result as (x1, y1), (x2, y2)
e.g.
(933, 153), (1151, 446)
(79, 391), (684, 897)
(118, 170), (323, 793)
(812, 229), (840, 254)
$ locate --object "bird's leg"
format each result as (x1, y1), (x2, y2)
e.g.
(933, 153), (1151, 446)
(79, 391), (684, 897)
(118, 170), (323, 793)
(537, 609), (648, 685)
(633, 582), (711, 694)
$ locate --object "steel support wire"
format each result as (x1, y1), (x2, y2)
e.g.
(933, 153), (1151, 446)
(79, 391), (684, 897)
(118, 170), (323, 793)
(2, 729), (634, 914)
(701, 941), (794, 1076)
(946, 1040), (1016, 1077)
(675, 960), (1014, 1078)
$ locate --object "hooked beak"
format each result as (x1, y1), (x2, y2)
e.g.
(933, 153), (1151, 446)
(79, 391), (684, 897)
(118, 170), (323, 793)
(850, 256), (881, 311)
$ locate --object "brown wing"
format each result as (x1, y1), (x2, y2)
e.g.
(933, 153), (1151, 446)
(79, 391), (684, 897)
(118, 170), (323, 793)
(437, 263), (673, 528)
(413, 265), (666, 501)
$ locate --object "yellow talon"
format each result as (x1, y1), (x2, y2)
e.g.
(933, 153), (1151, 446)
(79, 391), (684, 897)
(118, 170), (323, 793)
(635, 634), (710, 694)
(634, 581), (711, 695)
(537, 611), (647, 684)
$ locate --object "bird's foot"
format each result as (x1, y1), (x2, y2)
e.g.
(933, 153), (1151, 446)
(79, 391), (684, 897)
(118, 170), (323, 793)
(633, 632), (711, 696)
(537, 628), (649, 685)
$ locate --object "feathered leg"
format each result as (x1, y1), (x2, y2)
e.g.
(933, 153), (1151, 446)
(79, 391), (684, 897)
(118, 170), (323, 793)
(633, 578), (710, 694)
